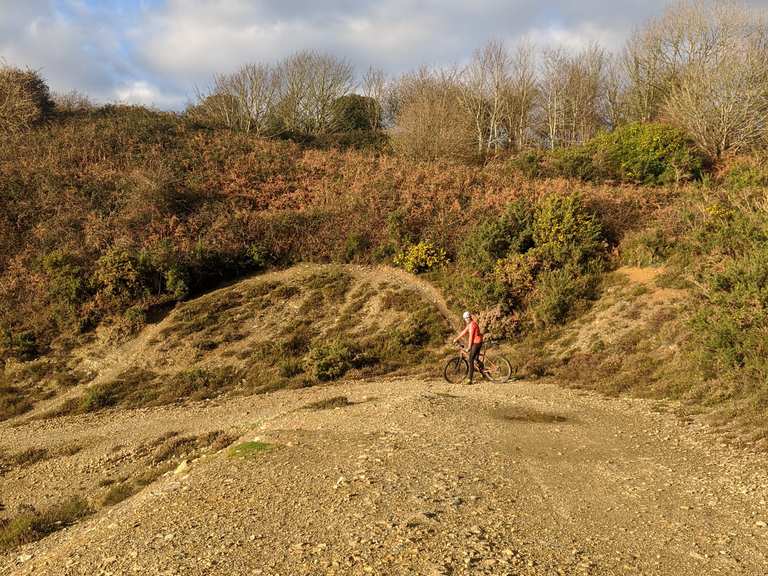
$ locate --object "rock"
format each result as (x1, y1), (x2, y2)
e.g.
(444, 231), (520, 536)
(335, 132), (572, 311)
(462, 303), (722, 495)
(404, 512), (437, 528)
(755, 520), (767, 528)
(174, 460), (190, 475)
(17, 554), (33, 563)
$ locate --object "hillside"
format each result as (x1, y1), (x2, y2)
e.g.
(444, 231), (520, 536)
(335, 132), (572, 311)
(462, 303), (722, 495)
(2, 264), (768, 575)
(3, 87), (768, 576)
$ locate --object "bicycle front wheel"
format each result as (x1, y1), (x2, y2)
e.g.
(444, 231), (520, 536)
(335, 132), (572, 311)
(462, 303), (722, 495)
(443, 357), (469, 384)
(482, 353), (512, 383)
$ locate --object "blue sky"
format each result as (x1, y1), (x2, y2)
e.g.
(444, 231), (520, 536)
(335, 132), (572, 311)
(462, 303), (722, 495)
(3, 0), (768, 110)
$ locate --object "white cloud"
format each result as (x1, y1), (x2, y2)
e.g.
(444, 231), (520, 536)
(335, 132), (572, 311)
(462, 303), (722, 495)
(4, 0), (768, 109)
(113, 80), (185, 109)
(526, 22), (627, 53)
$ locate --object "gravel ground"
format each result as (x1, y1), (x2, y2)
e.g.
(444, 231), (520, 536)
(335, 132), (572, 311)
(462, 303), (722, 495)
(2, 376), (768, 575)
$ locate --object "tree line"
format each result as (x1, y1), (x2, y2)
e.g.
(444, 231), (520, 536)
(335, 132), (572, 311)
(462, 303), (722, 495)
(189, 0), (768, 161)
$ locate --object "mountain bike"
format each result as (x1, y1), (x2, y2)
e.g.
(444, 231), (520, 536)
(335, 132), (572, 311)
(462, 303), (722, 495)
(443, 341), (512, 384)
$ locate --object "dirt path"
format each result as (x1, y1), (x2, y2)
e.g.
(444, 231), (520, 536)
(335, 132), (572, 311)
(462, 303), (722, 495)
(3, 376), (768, 575)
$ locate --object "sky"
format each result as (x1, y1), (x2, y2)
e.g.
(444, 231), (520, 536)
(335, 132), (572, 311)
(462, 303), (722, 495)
(2, 0), (768, 110)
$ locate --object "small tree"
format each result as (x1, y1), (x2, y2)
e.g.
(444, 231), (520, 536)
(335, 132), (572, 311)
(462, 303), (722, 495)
(332, 94), (380, 131)
(390, 67), (476, 161)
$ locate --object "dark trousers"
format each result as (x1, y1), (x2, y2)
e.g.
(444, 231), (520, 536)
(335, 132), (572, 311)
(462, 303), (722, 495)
(468, 342), (483, 382)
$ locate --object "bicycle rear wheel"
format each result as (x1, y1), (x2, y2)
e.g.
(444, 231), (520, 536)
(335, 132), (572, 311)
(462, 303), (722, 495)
(482, 353), (512, 383)
(443, 357), (469, 384)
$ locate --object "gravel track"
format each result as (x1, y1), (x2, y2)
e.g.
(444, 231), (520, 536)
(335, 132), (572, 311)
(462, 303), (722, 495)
(3, 376), (768, 576)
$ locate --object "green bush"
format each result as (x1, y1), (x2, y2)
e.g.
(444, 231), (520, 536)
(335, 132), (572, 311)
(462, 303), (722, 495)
(1, 330), (39, 361)
(619, 227), (674, 267)
(720, 160), (768, 191)
(41, 251), (89, 328)
(0, 496), (91, 551)
(164, 266), (189, 300)
(393, 241), (448, 274)
(306, 339), (369, 381)
(532, 193), (605, 269)
(278, 358), (304, 378)
(591, 122), (704, 185)
(93, 247), (146, 306)
(513, 123), (704, 185)
(548, 145), (596, 181)
(493, 252), (539, 309)
(332, 95), (379, 132)
(531, 265), (597, 326)
(459, 199), (534, 275)
(342, 232), (371, 263)
(509, 150), (546, 179)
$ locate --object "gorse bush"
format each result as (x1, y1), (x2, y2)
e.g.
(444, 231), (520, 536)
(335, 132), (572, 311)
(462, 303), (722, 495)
(394, 241), (448, 274)
(590, 123), (704, 185)
(459, 200), (534, 275)
(532, 194), (605, 268)
(455, 192), (607, 332)
(512, 123), (704, 185)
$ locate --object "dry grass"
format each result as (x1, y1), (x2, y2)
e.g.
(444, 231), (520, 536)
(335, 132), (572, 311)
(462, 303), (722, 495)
(0, 496), (91, 551)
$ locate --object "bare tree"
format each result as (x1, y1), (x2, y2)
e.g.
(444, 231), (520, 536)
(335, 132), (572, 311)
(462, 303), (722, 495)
(501, 41), (538, 151)
(390, 67), (476, 161)
(361, 66), (387, 130)
(626, 0), (768, 157)
(623, 0), (763, 122)
(459, 40), (513, 156)
(190, 63), (280, 135)
(276, 50), (355, 136)
(664, 34), (768, 157)
(539, 45), (607, 148)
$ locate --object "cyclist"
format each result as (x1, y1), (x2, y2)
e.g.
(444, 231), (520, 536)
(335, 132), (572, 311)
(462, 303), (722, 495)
(452, 311), (484, 384)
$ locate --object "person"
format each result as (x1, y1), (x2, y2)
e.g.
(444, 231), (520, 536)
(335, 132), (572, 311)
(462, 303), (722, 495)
(452, 311), (484, 384)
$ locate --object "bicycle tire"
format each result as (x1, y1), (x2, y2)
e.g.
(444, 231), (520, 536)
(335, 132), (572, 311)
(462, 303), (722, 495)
(482, 353), (513, 383)
(443, 357), (469, 384)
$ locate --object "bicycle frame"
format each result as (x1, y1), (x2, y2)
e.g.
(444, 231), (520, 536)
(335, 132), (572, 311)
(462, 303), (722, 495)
(455, 343), (489, 371)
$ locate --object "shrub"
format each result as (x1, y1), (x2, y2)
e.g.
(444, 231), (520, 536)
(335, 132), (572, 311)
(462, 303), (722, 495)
(0, 385), (33, 420)
(93, 248), (146, 307)
(306, 339), (365, 381)
(278, 358), (304, 378)
(0, 65), (54, 134)
(510, 150), (546, 179)
(342, 232), (371, 263)
(620, 227), (674, 267)
(532, 193), (605, 269)
(548, 145), (596, 181)
(0, 496), (91, 551)
(0, 330), (39, 361)
(332, 94), (379, 132)
(591, 122), (704, 185)
(394, 241), (448, 274)
(459, 199), (535, 275)
(245, 244), (270, 271)
(41, 251), (89, 329)
(720, 159), (768, 190)
(164, 266), (190, 300)
(493, 253), (539, 309)
(513, 123), (704, 185)
(531, 265), (597, 326)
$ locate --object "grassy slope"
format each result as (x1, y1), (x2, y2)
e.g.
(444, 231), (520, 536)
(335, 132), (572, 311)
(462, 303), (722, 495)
(2, 264), (451, 423)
